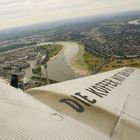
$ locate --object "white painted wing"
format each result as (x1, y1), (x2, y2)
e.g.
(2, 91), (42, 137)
(0, 78), (108, 140)
(27, 67), (140, 140)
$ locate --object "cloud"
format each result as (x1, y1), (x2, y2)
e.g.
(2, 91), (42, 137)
(0, 0), (140, 29)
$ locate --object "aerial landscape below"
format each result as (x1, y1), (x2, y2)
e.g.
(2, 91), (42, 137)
(0, 11), (140, 89)
(0, 1), (139, 90)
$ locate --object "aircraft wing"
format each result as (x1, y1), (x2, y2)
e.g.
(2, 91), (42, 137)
(0, 78), (101, 140)
(27, 67), (140, 140)
(0, 67), (140, 139)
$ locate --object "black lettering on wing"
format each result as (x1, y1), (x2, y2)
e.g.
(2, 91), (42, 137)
(74, 92), (96, 104)
(86, 87), (107, 98)
(59, 98), (84, 113)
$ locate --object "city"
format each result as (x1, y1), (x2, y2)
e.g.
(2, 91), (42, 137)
(0, 11), (140, 89)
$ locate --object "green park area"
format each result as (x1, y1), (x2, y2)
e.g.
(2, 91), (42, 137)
(40, 44), (63, 61)
(83, 51), (101, 72)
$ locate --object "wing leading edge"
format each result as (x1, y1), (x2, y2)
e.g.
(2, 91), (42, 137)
(27, 67), (140, 140)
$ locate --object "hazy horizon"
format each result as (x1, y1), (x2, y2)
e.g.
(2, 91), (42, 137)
(0, 0), (140, 30)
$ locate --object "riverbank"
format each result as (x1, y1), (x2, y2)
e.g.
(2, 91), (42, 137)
(47, 48), (64, 64)
(24, 43), (63, 79)
(71, 43), (90, 75)
(49, 42), (90, 76)
(71, 43), (102, 75)
(41, 41), (82, 82)
(40, 43), (63, 62)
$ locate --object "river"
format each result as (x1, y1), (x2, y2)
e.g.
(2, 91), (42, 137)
(128, 19), (140, 25)
(24, 42), (84, 82)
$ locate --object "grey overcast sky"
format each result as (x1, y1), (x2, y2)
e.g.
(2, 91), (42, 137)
(0, 0), (140, 30)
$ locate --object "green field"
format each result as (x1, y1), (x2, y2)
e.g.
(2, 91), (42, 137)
(40, 44), (63, 60)
(83, 51), (101, 72)
(83, 52), (140, 73)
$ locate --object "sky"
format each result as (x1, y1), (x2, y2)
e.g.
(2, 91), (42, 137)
(0, 0), (140, 30)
